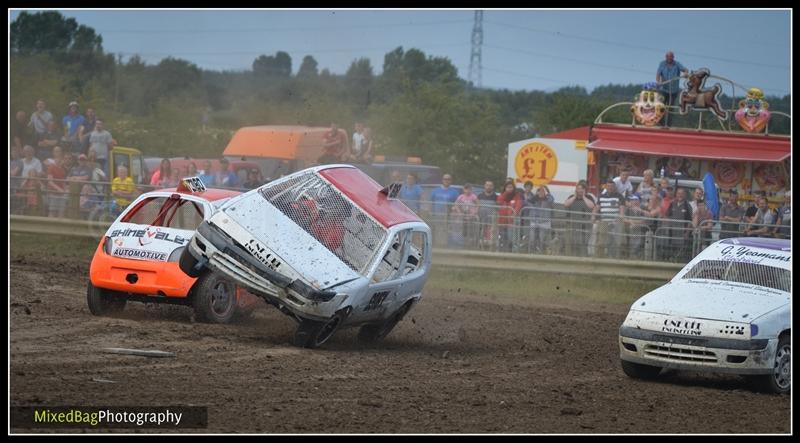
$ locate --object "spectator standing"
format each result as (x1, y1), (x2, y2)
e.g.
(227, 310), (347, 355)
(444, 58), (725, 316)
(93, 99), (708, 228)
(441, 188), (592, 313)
(12, 110), (33, 150)
(744, 196), (776, 238)
(319, 123), (348, 164)
(665, 188), (693, 261)
(613, 170), (634, 197)
(454, 183), (480, 248)
(692, 199), (715, 249)
(718, 191), (745, 239)
(20, 145), (44, 215)
(61, 101), (85, 154)
(477, 180), (498, 249)
(10, 145), (25, 212)
(597, 177), (624, 258)
(496, 181), (523, 252)
(29, 99), (54, 141)
(660, 185), (675, 218)
(656, 51), (688, 125)
(429, 174), (460, 216)
(199, 160), (215, 187)
(429, 174), (460, 247)
(644, 194), (663, 237)
(111, 165), (137, 210)
(637, 169), (656, 208)
(78, 107), (97, 153)
(68, 153), (93, 182)
(88, 119), (113, 177)
(150, 158), (171, 187)
(564, 182), (596, 256)
(398, 173), (423, 212)
(214, 158), (239, 188)
(36, 120), (61, 160)
(774, 191), (791, 239)
(524, 185), (554, 253)
(622, 194), (648, 259)
(46, 146), (69, 218)
(351, 123), (366, 162)
(689, 187), (704, 213)
(164, 168), (181, 188)
(360, 127), (375, 163)
(44, 145), (65, 168)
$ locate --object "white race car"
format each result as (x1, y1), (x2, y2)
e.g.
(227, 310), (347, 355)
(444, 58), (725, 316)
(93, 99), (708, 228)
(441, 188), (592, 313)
(180, 165), (432, 348)
(619, 237), (791, 393)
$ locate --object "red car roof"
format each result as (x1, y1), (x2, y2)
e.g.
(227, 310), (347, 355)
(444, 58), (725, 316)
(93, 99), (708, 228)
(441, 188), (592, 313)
(154, 187), (241, 201)
(319, 167), (422, 228)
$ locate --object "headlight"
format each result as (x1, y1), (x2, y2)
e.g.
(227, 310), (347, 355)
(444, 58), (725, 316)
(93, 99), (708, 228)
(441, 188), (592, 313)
(168, 247), (185, 263)
(103, 237), (113, 255)
(750, 324), (759, 338)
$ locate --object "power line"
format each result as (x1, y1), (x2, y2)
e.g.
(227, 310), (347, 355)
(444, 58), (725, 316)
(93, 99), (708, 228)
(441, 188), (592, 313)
(485, 44), (653, 76)
(93, 19), (472, 34)
(113, 42), (468, 58)
(485, 19), (790, 70)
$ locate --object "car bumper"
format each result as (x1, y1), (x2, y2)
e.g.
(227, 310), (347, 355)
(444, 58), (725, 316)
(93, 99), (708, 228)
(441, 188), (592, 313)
(89, 241), (194, 297)
(618, 326), (777, 375)
(188, 223), (346, 321)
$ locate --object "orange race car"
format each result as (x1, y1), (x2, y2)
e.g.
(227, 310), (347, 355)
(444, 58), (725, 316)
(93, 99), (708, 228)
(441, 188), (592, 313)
(88, 177), (260, 323)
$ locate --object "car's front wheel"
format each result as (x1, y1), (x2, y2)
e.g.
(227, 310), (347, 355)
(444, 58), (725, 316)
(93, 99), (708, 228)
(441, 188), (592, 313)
(293, 314), (344, 349)
(752, 335), (790, 394)
(357, 300), (415, 343)
(621, 359), (663, 380)
(86, 282), (126, 316)
(192, 272), (236, 323)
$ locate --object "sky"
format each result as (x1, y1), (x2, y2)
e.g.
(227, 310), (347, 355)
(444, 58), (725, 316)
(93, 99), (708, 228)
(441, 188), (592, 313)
(9, 9), (792, 96)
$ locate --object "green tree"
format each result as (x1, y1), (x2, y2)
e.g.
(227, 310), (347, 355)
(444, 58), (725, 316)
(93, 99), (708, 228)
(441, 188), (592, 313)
(297, 55), (319, 78)
(252, 51), (292, 77)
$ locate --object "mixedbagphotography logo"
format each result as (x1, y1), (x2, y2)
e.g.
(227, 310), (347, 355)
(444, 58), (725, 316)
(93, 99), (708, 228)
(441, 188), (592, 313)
(10, 406), (207, 429)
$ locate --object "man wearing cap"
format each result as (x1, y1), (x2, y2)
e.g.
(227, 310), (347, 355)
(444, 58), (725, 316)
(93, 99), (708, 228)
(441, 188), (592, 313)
(68, 154), (93, 182)
(621, 193), (647, 259)
(718, 190), (745, 239)
(62, 101), (85, 153)
(214, 158), (239, 189)
(596, 177), (624, 258)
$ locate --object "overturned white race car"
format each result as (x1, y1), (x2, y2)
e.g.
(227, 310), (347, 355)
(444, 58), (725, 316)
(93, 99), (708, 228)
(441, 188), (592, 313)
(180, 165), (432, 348)
(619, 237), (791, 393)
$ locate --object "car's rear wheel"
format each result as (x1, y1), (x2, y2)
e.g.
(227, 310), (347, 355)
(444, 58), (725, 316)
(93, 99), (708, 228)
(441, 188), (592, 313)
(621, 359), (663, 380)
(86, 282), (126, 316)
(752, 335), (790, 394)
(293, 314), (344, 349)
(357, 300), (415, 343)
(192, 272), (236, 324)
(179, 247), (203, 278)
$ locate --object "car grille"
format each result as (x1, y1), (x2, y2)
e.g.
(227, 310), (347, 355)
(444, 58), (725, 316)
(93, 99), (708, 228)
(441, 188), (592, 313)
(643, 344), (718, 364)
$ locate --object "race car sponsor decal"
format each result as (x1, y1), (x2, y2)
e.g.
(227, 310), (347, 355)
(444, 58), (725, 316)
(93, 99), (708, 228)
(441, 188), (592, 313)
(662, 318), (702, 336)
(111, 248), (168, 261)
(109, 227), (190, 246)
(363, 290), (391, 311)
(106, 223), (196, 262)
(719, 245), (790, 265)
(244, 238), (282, 271)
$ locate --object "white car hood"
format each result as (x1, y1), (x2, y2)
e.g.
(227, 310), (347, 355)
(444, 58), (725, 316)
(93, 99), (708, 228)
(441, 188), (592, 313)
(220, 193), (361, 288)
(633, 279), (789, 323)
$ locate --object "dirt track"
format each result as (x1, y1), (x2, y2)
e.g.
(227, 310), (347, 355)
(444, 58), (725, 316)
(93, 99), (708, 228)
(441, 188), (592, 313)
(10, 254), (790, 434)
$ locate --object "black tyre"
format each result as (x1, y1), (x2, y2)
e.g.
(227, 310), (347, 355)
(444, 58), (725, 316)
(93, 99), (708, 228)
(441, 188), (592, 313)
(751, 335), (791, 394)
(179, 247), (203, 278)
(293, 314), (343, 349)
(86, 282), (126, 316)
(357, 300), (414, 343)
(621, 359), (663, 380)
(192, 272), (236, 324)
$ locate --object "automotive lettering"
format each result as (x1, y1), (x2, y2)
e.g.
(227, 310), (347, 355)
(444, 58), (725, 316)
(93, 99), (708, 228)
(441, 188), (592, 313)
(109, 228), (188, 245)
(111, 247), (168, 261)
(245, 238), (281, 270)
(662, 319), (702, 336)
(364, 290), (390, 311)
(719, 245), (790, 263)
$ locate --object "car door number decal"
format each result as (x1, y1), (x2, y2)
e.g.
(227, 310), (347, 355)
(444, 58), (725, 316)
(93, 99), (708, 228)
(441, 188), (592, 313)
(364, 290), (391, 311)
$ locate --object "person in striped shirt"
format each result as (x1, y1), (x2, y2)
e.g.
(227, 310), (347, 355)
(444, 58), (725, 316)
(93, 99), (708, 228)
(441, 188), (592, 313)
(596, 177), (624, 258)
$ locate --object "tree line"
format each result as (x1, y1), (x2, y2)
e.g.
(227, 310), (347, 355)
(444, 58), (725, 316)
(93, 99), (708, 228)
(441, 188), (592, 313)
(10, 11), (790, 184)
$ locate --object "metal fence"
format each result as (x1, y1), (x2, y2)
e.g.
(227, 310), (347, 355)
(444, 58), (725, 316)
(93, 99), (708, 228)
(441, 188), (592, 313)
(8, 175), (790, 266)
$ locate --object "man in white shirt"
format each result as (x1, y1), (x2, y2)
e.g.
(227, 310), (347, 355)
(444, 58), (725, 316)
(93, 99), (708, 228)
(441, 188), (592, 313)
(351, 122), (365, 160)
(613, 170), (634, 197)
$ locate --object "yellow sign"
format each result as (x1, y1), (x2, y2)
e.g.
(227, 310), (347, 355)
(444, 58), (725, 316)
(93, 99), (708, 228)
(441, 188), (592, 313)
(514, 142), (558, 186)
